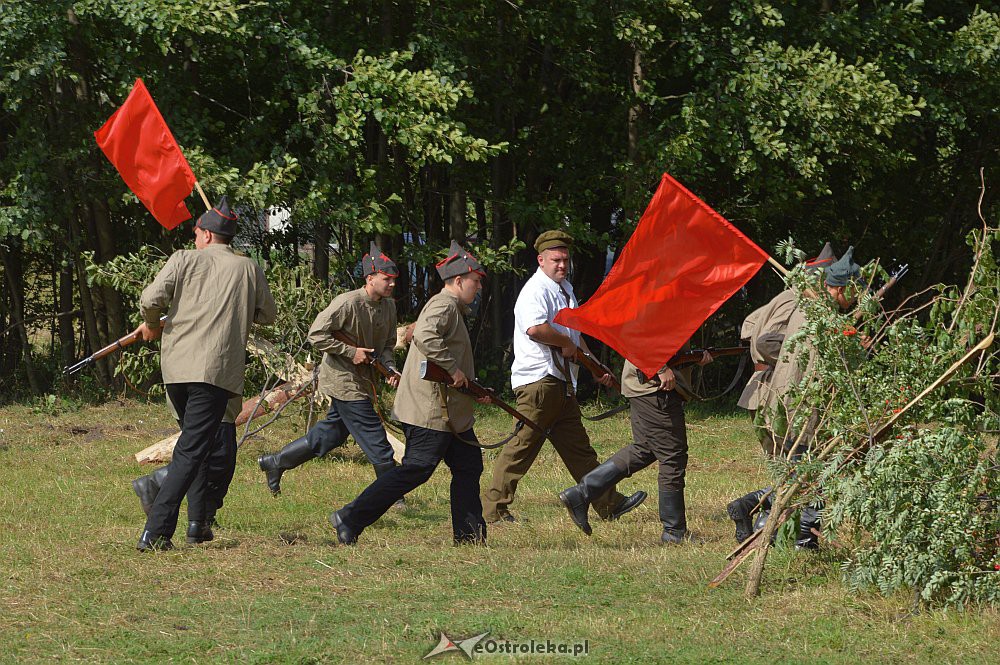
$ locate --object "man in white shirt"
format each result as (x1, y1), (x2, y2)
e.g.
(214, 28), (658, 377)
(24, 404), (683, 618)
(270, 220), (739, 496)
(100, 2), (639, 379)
(481, 230), (646, 524)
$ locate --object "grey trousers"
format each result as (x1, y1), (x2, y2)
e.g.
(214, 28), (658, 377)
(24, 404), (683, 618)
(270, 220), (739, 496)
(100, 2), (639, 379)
(609, 390), (688, 493)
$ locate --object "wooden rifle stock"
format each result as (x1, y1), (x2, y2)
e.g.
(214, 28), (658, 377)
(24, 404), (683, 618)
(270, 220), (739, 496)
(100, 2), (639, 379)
(571, 349), (622, 393)
(637, 345), (750, 385)
(63, 315), (168, 375)
(419, 360), (545, 435)
(544, 344), (622, 393)
(330, 330), (400, 380)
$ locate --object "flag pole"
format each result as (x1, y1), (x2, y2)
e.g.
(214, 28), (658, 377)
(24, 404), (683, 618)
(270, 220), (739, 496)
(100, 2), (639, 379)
(193, 180), (211, 211)
(767, 255), (789, 277)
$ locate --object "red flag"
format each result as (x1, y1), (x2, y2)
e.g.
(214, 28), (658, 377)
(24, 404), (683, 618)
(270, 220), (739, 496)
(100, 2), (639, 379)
(94, 78), (196, 229)
(554, 173), (768, 377)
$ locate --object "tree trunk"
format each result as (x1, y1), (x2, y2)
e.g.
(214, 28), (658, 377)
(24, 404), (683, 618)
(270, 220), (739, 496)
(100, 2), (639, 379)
(449, 170), (468, 242)
(313, 219), (330, 284)
(624, 46), (644, 224)
(58, 259), (75, 368)
(0, 247), (42, 395)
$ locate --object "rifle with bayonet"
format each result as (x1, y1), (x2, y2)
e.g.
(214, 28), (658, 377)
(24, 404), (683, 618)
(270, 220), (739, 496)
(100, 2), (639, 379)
(419, 359), (546, 436)
(63, 315), (168, 375)
(330, 330), (401, 381)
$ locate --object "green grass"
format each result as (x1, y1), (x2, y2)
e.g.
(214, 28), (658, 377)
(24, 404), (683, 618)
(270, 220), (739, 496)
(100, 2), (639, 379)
(1, 398), (998, 663)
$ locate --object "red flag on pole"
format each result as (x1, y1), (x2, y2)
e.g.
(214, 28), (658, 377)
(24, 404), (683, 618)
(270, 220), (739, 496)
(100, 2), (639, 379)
(554, 173), (768, 377)
(94, 78), (196, 230)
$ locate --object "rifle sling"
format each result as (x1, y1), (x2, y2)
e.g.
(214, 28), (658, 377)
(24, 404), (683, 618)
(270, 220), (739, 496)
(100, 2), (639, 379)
(581, 402), (630, 421)
(436, 384), (533, 450)
(362, 370), (405, 436)
(676, 352), (750, 402)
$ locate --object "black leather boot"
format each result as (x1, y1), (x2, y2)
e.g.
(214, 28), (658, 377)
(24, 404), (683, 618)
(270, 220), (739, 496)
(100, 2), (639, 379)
(659, 490), (690, 544)
(132, 465), (170, 516)
(609, 490), (649, 521)
(257, 436), (315, 495)
(752, 508), (778, 545)
(558, 460), (629, 536)
(186, 521), (214, 544)
(136, 530), (174, 552)
(795, 504), (821, 550)
(328, 510), (358, 545)
(726, 487), (771, 543)
(374, 461), (406, 510)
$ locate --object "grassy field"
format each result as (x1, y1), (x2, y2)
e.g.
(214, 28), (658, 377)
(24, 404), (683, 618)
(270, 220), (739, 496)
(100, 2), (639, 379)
(1, 397), (998, 663)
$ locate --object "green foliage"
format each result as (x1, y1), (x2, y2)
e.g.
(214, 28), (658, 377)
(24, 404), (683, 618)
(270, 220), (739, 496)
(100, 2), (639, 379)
(767, 228), (1000, 606)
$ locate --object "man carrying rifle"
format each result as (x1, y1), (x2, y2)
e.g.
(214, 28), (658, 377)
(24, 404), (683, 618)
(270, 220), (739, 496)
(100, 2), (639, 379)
(258, 243), (401, 497)
(558, 349), (712, 543)
(134, 197), (276, 551)
(329, 241), (488, 545)
(482, 230), (646, 524)
(727, 247), (863, 550)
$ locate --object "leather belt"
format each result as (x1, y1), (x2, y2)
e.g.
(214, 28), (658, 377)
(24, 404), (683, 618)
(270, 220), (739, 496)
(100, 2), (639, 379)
(754, 362), (773, 372)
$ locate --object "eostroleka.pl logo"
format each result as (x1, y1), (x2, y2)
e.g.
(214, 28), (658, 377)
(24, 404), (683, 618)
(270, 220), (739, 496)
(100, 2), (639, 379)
(424, 633), (491, 659)
(424, 632), (590, 659)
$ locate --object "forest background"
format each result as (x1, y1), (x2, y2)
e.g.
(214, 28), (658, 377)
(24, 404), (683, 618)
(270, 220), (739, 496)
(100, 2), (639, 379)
(1, 0), (998, 401)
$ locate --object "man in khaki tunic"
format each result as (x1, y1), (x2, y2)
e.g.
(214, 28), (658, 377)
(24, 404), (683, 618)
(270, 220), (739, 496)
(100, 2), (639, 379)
(727, 247), (861, 550)
(133, 197), (276, 551)
(330, 241), (488, 545)
(737, 244), (836, 457)
(481, 230), (646, 524)
(257, 243), (400, 495)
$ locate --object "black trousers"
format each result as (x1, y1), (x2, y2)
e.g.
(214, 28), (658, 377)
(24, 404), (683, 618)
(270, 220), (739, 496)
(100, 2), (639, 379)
(338, 424), (486, 542)
(145, 383), (231, 538)
(609, 390), (688, 494)
(187, 422), (237, 522)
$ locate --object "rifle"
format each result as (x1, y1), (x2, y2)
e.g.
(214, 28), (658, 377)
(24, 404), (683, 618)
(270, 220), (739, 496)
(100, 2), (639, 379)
(330, 330), (401, 381)
(419, 359), (546, 435)
(63, 315), (168, 375)
(637, 345), (749, 385)
(855, 262), (908, 322)
(546, 344), (622, 393)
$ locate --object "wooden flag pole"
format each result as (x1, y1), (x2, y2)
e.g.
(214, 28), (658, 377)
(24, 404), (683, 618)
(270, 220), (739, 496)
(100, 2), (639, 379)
(193, 180), (211, 211)
(767, 255), (790, 277)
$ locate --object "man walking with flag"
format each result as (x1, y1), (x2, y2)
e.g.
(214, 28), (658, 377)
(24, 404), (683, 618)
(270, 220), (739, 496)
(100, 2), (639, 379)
(481, 230), (647, 525)
(257, 242), (402, 497)
(558, 350), (713, 544)
(133, 199), (276, 551)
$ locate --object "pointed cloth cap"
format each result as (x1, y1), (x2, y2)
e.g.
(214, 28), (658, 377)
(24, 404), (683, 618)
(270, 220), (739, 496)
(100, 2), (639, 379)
(362, 241), (399, 277)
(805, 242), (837, 274)
(196, 195), (238, 237)
(436, 240), (486, 280)
(825, 245), (862, 286)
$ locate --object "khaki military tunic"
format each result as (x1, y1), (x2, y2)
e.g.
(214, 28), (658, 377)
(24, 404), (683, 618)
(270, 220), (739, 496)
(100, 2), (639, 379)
(737, 289), (798, 410)
(140, 244), (277, 395)
(392, 290), (475, 433)
(620, 359), (661, 398)
(309, 287), (398, 402)
(757, 305), (816, 443)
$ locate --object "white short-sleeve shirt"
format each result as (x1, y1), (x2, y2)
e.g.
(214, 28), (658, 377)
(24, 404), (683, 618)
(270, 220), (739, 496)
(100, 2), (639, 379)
(511, 267), (582, 390)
